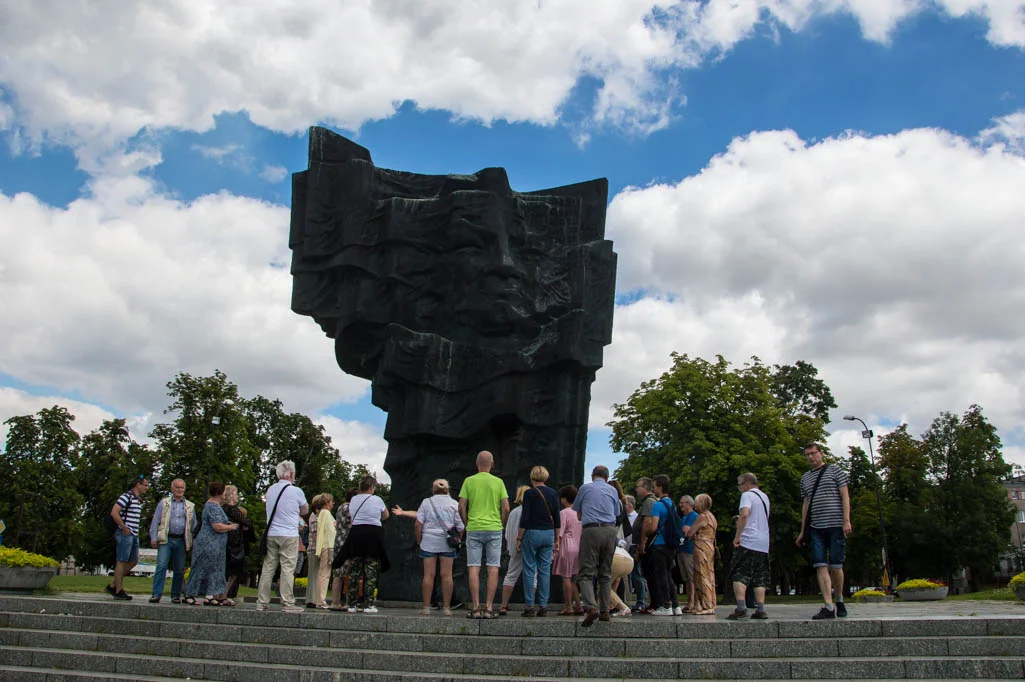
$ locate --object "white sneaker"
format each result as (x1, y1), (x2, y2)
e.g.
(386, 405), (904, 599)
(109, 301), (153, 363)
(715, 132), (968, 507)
(612, 607), (632, 617)
(652, 606), (674, 616)
(347, 606), (359, 613)
(362, 605), (379, 614)
(673, 606), (684, 616)
(282, 605), (304, 614)
(255, 603), (268, 611)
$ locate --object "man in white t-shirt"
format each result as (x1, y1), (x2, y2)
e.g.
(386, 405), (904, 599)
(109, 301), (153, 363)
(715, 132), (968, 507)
(727, 472), (771, 620)
(257, 460), (309, 612)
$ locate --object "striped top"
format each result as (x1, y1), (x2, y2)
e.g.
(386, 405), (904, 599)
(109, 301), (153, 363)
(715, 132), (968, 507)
(115, 491), (144, 536)
(800, 464), (848, 529)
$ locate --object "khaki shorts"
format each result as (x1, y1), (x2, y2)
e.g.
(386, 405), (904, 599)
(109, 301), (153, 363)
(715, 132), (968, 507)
(676, 551), (694, 582)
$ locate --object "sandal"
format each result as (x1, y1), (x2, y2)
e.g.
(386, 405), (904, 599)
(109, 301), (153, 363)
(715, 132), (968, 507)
(498, 606), (508, 616)
(557, 607), (574, 616)
(467, 607), (483, 619)
(483, 609), (495, 619)
(219, 599), (235, 607)
(203, 598), (220, 606)
(441, 608), (453, 617)
(171, 597), (182, 604)
(418, 607), (431, 616)
(183, 597), (197, 605)
(148, 597), (160, 603)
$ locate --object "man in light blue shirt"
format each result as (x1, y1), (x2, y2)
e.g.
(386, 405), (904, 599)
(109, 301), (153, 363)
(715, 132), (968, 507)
(571, 465), (622, 626)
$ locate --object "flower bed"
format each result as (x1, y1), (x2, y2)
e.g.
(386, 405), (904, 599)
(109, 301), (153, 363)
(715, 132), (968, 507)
(851, 588), (892, 603)
(0, 547), (59, 591)
(1008, 572), (1025, 601)
(896, 579), (948, 601)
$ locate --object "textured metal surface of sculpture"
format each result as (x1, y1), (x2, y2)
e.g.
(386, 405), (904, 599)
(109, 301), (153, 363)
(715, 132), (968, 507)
(289, 127), (616, 599)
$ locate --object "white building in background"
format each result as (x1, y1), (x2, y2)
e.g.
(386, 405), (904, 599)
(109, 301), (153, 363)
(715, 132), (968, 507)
(998, 474), (1025, 577)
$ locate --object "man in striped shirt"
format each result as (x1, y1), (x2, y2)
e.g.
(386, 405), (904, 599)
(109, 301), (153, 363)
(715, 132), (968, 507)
(106, 475), (150, 601)
(796, 443), (851, 619)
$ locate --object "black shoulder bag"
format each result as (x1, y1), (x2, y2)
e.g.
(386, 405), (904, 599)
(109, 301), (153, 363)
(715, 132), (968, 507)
(258, 483), (291, 555)
(799, 466), (828, 547)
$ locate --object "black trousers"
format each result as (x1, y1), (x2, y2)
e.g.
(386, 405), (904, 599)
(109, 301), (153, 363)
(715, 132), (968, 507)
(641, 546), (674, 609)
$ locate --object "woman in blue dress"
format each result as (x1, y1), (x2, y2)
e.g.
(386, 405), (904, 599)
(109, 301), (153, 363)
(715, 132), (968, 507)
(184, 482), (239, 605)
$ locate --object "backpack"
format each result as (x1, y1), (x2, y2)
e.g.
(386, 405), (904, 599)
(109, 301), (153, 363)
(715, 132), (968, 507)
(103, 492), (129, 533)
(655, 497), (684, 550)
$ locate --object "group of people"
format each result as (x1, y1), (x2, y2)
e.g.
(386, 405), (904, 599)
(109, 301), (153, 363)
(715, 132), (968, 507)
(105, 476), (251, 606)
(104, 442), (852, 622)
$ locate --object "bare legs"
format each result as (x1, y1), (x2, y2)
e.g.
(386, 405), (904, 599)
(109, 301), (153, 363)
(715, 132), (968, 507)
(561, 576), (581, 613)
(112, 559), (136, 593)
(816, 566), (844, 606)
(421, 557), (437, 612)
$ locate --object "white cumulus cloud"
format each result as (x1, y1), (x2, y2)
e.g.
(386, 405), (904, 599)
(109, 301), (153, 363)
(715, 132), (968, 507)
(593, 122), (1025, 466)
(0, 171), (369, 419)
(259, 164), (288, 184)
(316, 416), (389, 484)
(1, 0), (1023, 163)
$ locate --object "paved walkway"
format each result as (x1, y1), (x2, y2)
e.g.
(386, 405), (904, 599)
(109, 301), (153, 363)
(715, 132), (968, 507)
(40, 592), (1025, 620)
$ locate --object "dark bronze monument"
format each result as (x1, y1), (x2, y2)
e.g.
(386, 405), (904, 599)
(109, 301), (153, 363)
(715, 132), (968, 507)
(289, 127), (616, 599)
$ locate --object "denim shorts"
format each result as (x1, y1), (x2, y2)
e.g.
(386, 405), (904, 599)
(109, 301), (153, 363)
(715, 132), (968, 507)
(419, 548), (458, 559)
(465, 530), (502, 567)
(115, 532), (140, 563)
(809, 526), (845, 568)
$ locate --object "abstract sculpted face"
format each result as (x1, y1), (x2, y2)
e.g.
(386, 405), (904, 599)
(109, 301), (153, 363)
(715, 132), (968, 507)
(290, 128), (615, 381)
(356, 183), (574, 341)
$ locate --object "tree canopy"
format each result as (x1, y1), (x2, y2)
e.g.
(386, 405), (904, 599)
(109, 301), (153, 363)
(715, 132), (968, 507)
(0, 371), (380, 570)
(610, 353), (836, 592)
(609, 354), (1014, 592)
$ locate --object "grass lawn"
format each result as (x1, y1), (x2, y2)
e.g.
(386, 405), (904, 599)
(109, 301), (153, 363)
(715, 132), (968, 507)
(43, 575), (257, 598)
(946, 587), (1019, 601)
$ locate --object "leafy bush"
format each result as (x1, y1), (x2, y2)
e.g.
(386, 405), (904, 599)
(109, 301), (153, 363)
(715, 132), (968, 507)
(294, 577), (308, 589)
(1008, 572), (1025, 588)
(851, 588), (886, 598)
(0, 546), (59, 568)
(896, 579), (944, 590)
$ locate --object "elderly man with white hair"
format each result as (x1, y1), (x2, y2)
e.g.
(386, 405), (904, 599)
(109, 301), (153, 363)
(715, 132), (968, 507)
(256, 460), (309, 612)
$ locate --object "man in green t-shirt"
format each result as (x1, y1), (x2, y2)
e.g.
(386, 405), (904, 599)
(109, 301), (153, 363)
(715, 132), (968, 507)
(458, 451), (510, 618)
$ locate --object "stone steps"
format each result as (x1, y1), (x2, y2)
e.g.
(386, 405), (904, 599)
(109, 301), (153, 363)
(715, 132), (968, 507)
(2, 644), (1022, 681)
(5, 619), (1025, 659)
(0, 596), (1023, 680)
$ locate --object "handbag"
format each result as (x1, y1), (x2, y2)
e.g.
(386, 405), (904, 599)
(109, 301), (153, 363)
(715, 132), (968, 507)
(258, 483), (291, 555)
(428, 497), (461, 548)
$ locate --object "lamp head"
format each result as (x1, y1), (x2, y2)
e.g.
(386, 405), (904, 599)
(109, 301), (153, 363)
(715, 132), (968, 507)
(843, 415), (856, 421)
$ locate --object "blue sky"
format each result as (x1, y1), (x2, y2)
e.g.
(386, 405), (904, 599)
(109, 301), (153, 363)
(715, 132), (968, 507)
(3, 1), (1025, 480)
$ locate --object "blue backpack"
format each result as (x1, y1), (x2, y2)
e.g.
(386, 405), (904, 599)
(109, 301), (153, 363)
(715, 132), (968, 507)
(656, 497), (684, 549)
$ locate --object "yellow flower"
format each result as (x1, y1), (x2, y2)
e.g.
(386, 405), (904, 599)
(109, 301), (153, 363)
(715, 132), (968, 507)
(0, 546), (59, 568)
(895, 579), (943, 590)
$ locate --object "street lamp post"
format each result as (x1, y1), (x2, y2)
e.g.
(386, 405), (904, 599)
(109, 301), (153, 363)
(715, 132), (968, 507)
(208, 400), (234, 484)
(844, 415), (892, 592)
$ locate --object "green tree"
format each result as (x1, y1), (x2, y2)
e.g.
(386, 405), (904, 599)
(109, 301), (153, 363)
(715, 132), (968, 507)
(609, 354), (833, 594)
(839, 446), (886, 587)
(74, 419), (157, 569)
(921, 405), (1013, 589)
(0, 406), (84, 560)
(149, 370), (257, 502)
(876, 423), (934, 582)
